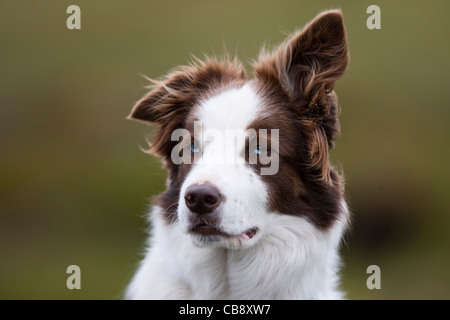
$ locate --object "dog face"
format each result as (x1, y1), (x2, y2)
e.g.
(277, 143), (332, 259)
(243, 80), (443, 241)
(129, 10), (349, 250)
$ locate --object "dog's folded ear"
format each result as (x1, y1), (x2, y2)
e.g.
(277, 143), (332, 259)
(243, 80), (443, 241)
(128, 71), (195, 124)
(128, 59), (247, 159)
(128, 59), (247, 124)
(254, 10), (349, 184)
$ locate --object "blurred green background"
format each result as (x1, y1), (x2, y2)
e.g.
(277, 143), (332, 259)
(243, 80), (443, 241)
(1, 0), (449, 299)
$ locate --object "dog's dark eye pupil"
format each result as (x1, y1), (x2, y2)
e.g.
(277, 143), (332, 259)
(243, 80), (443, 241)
(190, 143), (200, 153)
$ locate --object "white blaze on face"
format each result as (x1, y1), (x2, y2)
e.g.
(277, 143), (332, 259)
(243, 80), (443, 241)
(178, 83), (270, 249)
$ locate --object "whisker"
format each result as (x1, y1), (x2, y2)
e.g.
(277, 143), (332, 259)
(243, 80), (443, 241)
(160, 202), (178, 219)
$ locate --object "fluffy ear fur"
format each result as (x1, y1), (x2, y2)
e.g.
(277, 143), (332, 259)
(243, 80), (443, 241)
(254, 10), (349, 183)
(128, 58), (247, 159)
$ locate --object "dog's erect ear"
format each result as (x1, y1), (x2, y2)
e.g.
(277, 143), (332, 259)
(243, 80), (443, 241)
(254, 10), (349, 184)
(255, 10), (348, 110)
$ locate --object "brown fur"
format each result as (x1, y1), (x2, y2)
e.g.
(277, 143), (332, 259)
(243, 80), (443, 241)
(129, 10), (349, 229)
(253, 10), (349, 184)
(128, 57), (247, 223)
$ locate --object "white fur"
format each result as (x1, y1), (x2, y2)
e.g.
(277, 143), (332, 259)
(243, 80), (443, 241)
(178, 84), (269, 249)
(126, 204), (348, 299)
(126, 85), (349, 299)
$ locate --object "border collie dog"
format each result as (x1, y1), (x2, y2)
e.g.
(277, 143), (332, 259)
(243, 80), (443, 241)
(126, 10), (350, 300)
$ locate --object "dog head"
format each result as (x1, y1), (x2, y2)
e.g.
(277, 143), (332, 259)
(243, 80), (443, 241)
(129, 10), (349, 249)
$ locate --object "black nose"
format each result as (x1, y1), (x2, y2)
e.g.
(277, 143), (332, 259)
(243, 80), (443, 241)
(184, 184), (221, 214)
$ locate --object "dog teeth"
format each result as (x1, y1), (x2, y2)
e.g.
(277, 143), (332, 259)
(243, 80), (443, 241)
(241, 228), (257, 240)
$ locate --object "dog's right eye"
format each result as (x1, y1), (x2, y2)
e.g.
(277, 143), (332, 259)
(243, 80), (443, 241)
(190, 143), (200, 153)
(252, 145), (263, 155)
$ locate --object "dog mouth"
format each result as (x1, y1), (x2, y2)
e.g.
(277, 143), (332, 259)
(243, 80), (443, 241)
(190, 224), (258, 240)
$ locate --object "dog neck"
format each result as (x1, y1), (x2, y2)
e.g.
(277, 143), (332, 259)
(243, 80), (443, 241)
(127, 206), (347, 300)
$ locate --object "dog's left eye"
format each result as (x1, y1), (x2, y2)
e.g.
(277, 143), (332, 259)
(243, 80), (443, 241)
(190, 143), (200, 153)
(252, 146), (262, 155)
